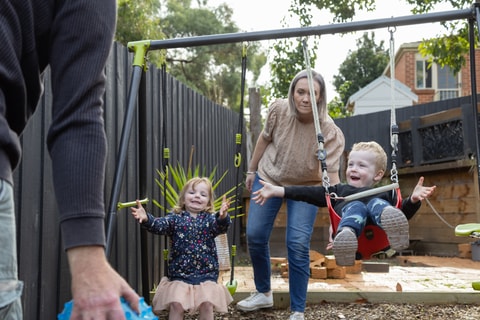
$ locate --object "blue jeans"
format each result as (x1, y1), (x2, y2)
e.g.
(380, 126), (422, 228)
(338, 198), (390, 237)
(0, 179), (23, 319)
(246, 174), (318, 312)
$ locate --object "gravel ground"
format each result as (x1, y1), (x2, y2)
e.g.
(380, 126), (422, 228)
(179, 303), (480, 319)
(168, 255), (480, 319)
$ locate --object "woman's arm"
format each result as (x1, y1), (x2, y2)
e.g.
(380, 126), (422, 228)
(246, 134), (270, 192)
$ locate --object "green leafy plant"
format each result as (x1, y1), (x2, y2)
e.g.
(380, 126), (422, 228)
(153, 162), (240, 214)
(152, 147), (241, 215)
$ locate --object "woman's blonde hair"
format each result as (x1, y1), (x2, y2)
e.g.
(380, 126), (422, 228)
(351, 141), (388, 173)
(172, 177), (215, 214)
(287, 69), (327, 122)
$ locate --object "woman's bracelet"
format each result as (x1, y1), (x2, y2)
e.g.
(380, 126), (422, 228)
(246, 171), (256, 175)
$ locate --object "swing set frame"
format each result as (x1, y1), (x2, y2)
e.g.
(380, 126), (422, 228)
(108, 4), (480, 301)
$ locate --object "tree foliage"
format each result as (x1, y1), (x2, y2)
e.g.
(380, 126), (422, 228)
(327, 81), (354, 118)
(116, 0), (166, 66)
(115, 0), (267, 111)
(268, 0), (319, 104)
(299, 0), (476, 74)
(333, 32), (389, 106)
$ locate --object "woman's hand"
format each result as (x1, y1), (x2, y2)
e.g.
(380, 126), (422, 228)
(246, 173), (255, 192)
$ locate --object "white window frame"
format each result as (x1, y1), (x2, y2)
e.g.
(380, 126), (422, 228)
(415, 54), (460, 100)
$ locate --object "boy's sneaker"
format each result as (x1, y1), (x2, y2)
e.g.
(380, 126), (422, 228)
(332, 227), (357, 266)
(289, 311), (305, 320)
(381, 206), (410, 250)
(236, 291), (273, 311)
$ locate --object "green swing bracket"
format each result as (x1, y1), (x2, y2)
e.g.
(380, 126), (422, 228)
(127, 40), (151, 71)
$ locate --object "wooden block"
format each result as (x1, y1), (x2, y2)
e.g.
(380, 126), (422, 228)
(458, 243), (472, 259)
(327, 266), (346, 279)
(345, 260), (362, 274)
(323, 255), (337, 269)
(310, 266), (327, 279)
(309, 250), (324, 262)
(309, 258), (325, 268)
(271, 257), (288, 272)
(281, 271), (289, 278)
(280, 263), (288, 274)
(362, 261), (390, 273)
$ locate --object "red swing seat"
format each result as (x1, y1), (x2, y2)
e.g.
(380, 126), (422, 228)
(327, 187), (403, 260)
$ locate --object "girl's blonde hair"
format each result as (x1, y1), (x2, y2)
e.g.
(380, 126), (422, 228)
(172, 177), (215, 214)
(351, 141), (388, 172)
(287, 69), (327, 123)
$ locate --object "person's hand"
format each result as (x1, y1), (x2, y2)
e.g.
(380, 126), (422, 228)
(130, 200), (148, 223)
(252, 180), (283, 205)
(245, 173), (255, 192)
(219, 195), (230, 219)
(410, 176), (436, 203)
(68, 246), (140, 319)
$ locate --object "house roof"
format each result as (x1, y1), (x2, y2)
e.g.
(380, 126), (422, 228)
(347, 75), (418, 104)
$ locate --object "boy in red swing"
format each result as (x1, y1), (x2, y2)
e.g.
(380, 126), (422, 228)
(252, 141), (436, 266)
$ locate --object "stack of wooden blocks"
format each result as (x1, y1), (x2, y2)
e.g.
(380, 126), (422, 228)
(457, 243), (472, 259)
(270, 250), (362, 280)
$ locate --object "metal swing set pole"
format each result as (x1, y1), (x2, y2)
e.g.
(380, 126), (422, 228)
(105, 40), (151, 301)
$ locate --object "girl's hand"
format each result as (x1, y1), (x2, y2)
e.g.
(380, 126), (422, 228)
(410, 176), (436, 203)
(130, 200), (148, 223)
(219, 195), (230, 219)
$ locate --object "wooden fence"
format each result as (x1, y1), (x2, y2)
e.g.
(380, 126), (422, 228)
(14, 42), (246, 320)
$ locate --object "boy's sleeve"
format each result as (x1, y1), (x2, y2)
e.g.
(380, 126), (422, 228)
(284, 185), (327, 207)
(401, 197), (422, 220)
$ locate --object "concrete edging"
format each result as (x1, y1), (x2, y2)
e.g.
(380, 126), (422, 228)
(232, 291), (480, 309)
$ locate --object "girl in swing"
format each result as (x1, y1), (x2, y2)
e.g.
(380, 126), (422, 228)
(252, 141), (436, 266)
(130, 177), (233, 320)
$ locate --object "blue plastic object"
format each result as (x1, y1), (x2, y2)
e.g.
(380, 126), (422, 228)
(57, 297), (157, 319)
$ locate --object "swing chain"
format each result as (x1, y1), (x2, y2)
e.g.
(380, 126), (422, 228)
(322, 169), (331, 191)
(388, 26), (399, 185)
(390, 163), (398, 184)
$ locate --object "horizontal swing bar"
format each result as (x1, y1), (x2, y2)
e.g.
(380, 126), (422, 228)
(343, 183), (399, 202)
(147, 8), (474, 50)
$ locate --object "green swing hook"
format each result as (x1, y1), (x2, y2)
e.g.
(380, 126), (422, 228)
(225, 245), (238, 295)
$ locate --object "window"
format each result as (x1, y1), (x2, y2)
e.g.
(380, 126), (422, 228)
(415, 55), (460, 100)
(416, 60), (432, 89)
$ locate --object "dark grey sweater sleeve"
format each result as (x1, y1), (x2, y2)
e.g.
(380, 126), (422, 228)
(40, 0), (117, 250)
(0, 1), (117, 250)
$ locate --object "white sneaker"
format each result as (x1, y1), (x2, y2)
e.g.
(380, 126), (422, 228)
(289, 311), (305, 320)
(236, 291), (273, 311)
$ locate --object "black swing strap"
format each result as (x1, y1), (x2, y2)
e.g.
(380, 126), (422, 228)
(161, 62), (170, 276)
(228, 44), (247, 286)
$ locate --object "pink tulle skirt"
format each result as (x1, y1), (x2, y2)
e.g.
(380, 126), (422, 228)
(151, 277), (233, 315)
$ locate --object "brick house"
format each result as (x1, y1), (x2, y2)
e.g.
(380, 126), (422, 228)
(349, 41), (480, 114)
(386, 41), (480, 104)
